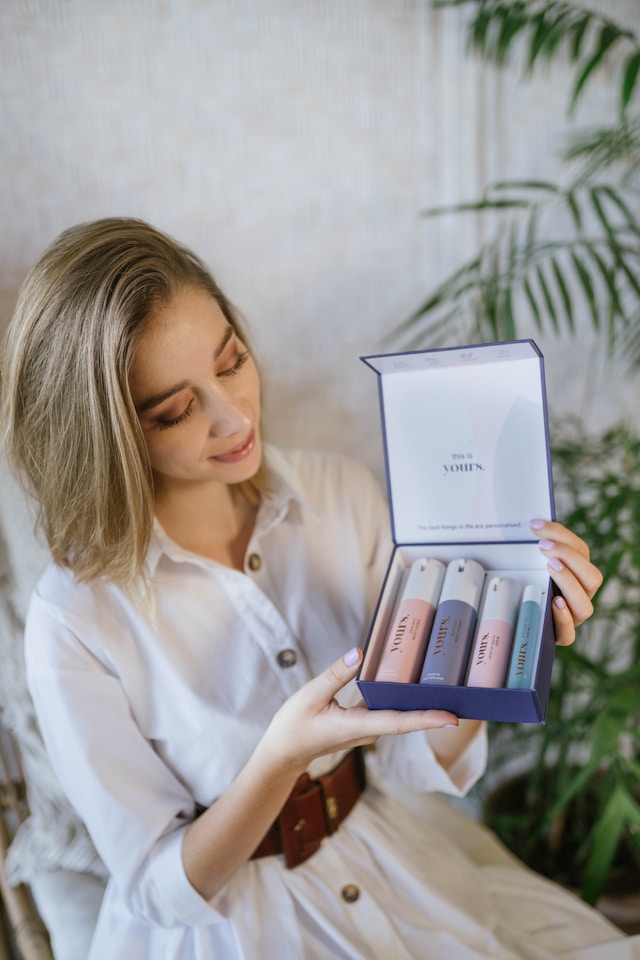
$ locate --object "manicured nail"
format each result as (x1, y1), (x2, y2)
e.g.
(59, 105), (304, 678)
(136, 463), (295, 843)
(343, 647), (360, 667)
(548, 557), (564, 572)
(538, 539), (554, 551)
(530, 518), (545, 531)
(554, 595), (567, 610)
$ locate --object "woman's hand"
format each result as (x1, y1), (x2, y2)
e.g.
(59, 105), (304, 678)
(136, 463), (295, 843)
(184, 649), (456, 899)
(530, 518), (603, 646)
(184, 651), (456, 899)
(258, 648), (458, 779)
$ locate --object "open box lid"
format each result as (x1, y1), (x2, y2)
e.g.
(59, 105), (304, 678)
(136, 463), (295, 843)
(361, 340), (555, 545)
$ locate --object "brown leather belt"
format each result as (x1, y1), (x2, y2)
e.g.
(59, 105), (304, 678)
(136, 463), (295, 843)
(250, 747), (366, 868)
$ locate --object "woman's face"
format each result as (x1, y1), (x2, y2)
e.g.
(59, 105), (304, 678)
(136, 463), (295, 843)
(130, 285), (262, 496)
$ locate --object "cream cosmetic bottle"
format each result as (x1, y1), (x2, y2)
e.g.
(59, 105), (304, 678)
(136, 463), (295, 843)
(419, 558), (485, 686)
(375, 557), (446, 683)
(506, 585), (544, 689)
(466, 577), (522, 688)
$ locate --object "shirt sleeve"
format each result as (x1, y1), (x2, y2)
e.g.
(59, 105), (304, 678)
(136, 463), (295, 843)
(25, 592), (230, 929)
(372, 723), (488, 798)
(360, 466), (392, 586)
(335, 454), (393, 618)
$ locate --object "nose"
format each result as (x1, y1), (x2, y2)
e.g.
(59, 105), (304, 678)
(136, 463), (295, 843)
(204, 387), (251, 438)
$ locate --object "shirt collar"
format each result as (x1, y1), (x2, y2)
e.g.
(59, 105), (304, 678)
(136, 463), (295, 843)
(145, 444), (312, 574)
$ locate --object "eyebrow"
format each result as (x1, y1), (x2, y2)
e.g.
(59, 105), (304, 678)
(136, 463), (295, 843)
(136, 323), (234, 413)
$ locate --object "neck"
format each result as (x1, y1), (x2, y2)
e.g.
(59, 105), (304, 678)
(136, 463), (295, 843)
(154, 480), (259, 571)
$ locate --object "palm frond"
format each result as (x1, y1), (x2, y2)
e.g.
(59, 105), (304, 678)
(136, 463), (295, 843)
(622, 49), (640, 112)
(564, 119), (640, 186)
(403, 180), (640, 363)
(434, 0), (640, 115)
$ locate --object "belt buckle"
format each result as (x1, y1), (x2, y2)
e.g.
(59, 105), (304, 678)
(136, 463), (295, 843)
(324, 793), (339, 824)
(318, 748), (363, 832)
(278, 774), (330, 868)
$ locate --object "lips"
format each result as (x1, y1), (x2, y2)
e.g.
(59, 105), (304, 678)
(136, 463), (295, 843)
(211, 430), (256, 464)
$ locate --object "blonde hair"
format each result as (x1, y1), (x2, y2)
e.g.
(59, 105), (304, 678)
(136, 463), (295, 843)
(2, 217), (266, 585)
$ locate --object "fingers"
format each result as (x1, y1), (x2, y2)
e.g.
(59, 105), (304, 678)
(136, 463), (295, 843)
(550, 595), (577, 647)
(529, 519), (602, 596)
(310, 648), (457, 733)
(353, 704), (459, 737)
(530, 518), (590, 560)
(530, 519), (604, 637)
(269, 648), (458, 772)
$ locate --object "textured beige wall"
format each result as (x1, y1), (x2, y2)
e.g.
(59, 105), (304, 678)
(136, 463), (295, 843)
(1, 0), (638, 478)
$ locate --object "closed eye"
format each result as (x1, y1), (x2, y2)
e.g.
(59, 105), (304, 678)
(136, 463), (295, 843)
(157, 398), (194, 430)
(218, 349), (249, 378)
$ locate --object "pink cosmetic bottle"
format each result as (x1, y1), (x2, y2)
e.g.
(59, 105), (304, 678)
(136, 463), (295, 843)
(375, 557), (445, 683)
(466, 576), (522, 688)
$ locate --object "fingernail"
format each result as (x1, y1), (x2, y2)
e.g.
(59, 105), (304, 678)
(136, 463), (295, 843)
(530, 518), (545, 531)
(343, 647), (360, 667)
(548, 557), (564, 572)
(538, 539), (554, 551)
(554, 595), (567, 610)
(444, 723), (459, 728)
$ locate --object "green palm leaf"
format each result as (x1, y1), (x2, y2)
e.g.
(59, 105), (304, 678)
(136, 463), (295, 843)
(434, 0), (640, 115)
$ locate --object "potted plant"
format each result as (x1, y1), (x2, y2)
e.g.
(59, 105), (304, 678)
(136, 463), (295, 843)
(393, 0), (640, 928)
(394, 0), (640, 367)
(481, 419), (640, 932)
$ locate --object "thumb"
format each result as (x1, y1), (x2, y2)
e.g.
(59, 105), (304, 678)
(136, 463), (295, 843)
(342, 646), (362, 669)
(308, 647), (363, 707)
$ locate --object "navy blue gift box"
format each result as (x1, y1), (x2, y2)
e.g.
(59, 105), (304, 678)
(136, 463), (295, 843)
(357, 340), (557, 724)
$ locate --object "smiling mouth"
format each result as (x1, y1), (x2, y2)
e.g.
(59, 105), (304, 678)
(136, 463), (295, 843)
(212, 431), (256, 464)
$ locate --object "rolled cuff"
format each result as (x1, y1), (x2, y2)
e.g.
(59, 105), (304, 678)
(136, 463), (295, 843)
(148, 828), (231, 927)
(373, 723), (488, 798)
(437, 723), (488, 795)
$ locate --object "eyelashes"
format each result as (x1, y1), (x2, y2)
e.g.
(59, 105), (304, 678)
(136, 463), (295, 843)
(157, 399), (194, 431)
(155, 349), (251, 430)
(218, 349), (249, 378)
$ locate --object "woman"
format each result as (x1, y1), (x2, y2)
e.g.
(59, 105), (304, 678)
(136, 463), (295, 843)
(2, 218), (629, 959)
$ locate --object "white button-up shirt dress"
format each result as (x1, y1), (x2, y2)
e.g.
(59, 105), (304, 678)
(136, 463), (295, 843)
(25, 447), (633, 959)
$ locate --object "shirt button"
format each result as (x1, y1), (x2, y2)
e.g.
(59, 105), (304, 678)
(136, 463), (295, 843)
(276, 649), (298, 669)
(247, 553), (261, 572)
(341, 884), (360, 903)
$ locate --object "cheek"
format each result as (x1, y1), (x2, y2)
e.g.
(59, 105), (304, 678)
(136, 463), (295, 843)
(143, 412), (213, 468)
(143, 435), (169, 471)
(143, 429), (190, 469)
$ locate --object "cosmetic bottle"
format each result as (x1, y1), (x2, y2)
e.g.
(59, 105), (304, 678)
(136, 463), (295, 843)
(506, 585), (543, 689)
(419, 558), (485, 686)
(466, 577), (522, 687)
(375, 557), (445, 683)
